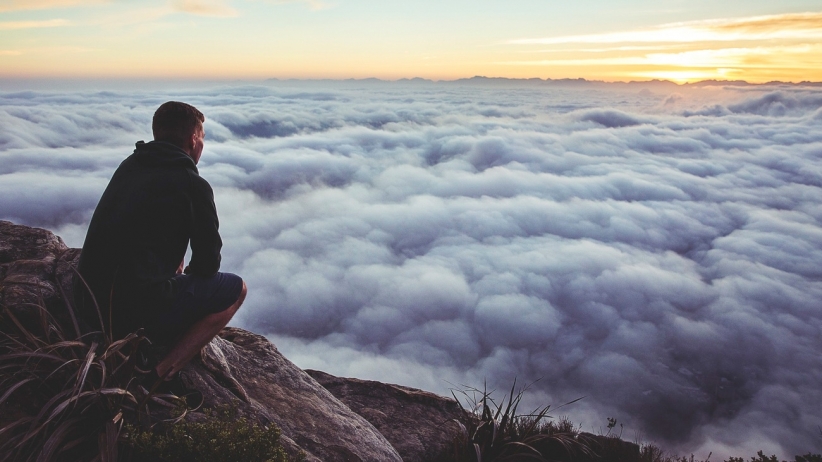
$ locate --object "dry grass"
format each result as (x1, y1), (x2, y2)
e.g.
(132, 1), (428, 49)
(447, 379), (594, 462)
(0, 277), (186, 462)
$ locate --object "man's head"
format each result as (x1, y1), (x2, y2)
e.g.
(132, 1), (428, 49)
(152, 101), (205, 164)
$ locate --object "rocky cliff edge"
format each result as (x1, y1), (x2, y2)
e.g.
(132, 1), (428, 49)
(0, 220), (466, 462)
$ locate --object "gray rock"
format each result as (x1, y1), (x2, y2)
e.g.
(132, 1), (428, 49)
(0, 220), (69, 313)
(189, 329), (403, 462)
(307, 369), (468, 462)
(578, 433), (641, 462)
(0, 220), (67, 263)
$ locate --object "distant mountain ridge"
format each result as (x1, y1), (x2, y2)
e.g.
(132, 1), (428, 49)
(265, 75), (822, 87)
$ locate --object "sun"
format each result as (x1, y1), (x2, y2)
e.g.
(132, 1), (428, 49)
(633, 68), (742, 84)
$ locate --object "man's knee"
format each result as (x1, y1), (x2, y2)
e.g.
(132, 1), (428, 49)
(224, 280), (247, 317)
(235, 281), (247, 307)
(238, 280), (247, 302)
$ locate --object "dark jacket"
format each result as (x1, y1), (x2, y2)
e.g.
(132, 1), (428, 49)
(75, 141), (222, 337)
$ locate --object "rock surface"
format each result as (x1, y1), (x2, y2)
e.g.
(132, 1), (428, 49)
(307, 369), (467, 462)
(0, 220), (471, 462)
(190, 329), (402, 462)
(0, 220), (71, 314)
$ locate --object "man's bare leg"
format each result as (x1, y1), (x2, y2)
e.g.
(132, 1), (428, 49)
(154, 281), (247, 380)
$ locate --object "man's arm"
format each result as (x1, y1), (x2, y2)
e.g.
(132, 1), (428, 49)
(185, 176), (222, 276)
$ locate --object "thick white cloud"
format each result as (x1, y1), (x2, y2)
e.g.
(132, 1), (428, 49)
(1, 80), (821, 458)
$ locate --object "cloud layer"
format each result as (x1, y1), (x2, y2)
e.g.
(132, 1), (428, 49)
(1, 80), (821, 457)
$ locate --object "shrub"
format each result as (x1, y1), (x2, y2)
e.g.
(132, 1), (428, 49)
(126, 405), (301, 462)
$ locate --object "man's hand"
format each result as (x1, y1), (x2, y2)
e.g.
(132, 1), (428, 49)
(176, 259), (185, 274)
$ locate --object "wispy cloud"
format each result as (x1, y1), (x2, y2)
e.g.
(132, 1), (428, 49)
(503, 12), (822, 82)
(0, 19), (70, 30)
(0, 0), (105, 13)
(257, 0), (331, 11)
(90, 1), (234, 29)
(509, 11), (822, 45)
(0, 45), (96, 59)
(529, 45), (673, 53)
(645, 44), (822, 68)
(170, 0), (238, 17)
(88, 6), (175, 29)
(503, 44), (822, 68)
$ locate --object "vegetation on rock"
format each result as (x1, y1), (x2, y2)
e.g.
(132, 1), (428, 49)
(0, 280), (294, 462)
(126, 405), (301, 462)
(446, 380), (594, 462)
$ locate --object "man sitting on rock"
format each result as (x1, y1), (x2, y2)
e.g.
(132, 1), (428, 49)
(75, 101), (246, 391)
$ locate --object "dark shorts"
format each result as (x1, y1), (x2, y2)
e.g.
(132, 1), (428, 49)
(145, 271), (243, 344)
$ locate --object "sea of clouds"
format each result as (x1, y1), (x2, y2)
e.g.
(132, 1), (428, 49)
(1, 79), (821, 458)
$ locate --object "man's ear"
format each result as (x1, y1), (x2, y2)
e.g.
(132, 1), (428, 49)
(185, 131), (197, 153)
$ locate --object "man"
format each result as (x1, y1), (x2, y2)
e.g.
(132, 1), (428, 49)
(76, 101), (246, 386)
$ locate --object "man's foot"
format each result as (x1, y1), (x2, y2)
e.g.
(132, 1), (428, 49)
(142, 369), (203, 409)
(133, 342), (168, 375)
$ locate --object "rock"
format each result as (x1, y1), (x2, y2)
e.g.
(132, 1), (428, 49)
(188, 329), (403, 462)
(0, 221), (71, 320)
(0, 220), (67, 264)
(307, 369), (468, 462)
(578, 433), (641, 462)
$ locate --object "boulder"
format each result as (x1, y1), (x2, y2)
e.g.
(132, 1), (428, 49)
(188, 329), (402, 462)
(307, 369), (468, 462)
(578, 433), (641, 462)
(0, 220), (71, 315)
(0, 220), (67, 263)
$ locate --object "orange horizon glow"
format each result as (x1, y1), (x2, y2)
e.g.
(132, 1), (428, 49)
(501, 12), (822, 84)
(0, 4), (820, 85)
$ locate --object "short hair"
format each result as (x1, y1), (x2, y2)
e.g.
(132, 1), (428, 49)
(152, 101), (205, 147)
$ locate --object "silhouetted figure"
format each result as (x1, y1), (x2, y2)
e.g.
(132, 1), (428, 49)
(76, 101), (247, 387)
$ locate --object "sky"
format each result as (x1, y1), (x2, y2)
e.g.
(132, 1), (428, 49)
(1, 80), (821, 458)
(1, 0), (822, 82)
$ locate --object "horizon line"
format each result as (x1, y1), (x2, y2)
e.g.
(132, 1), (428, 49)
(2, 75), (822, 87)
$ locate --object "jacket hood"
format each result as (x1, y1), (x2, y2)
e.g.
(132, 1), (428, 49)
(132, 140), (198, 172)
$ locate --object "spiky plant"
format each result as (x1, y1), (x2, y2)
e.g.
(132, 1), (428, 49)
(0, 275), (185, 462)
(448, 380), (593, 462)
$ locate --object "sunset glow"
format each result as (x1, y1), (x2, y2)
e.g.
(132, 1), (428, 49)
(505, 11), (822, 83)
(0, 1), (820, 82)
